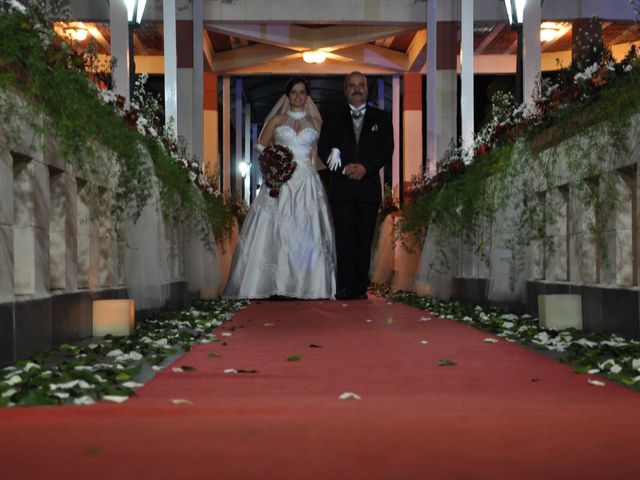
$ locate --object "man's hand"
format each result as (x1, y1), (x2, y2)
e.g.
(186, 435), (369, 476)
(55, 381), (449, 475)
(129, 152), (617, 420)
(344, 163), (367, 180)
(327, 148), (342, 171)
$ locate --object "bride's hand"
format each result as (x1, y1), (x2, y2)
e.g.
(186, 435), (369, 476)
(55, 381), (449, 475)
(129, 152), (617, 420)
(327, 148), (342, 171)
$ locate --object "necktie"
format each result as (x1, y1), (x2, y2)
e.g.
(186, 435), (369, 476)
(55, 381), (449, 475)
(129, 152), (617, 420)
(351, 109), (363, 120)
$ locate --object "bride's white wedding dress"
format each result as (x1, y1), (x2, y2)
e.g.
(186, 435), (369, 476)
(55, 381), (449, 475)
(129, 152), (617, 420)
(224, 111), (336, 299)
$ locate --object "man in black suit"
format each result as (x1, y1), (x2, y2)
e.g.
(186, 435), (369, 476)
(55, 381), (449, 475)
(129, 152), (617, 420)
(318, 71), (394, 300)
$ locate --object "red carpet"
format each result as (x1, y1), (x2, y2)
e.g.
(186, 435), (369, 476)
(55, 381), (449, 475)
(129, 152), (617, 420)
(2, 296), (640, 479)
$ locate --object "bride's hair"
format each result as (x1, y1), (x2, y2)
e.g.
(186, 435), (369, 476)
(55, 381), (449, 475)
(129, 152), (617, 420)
(285, 76), (310, 95)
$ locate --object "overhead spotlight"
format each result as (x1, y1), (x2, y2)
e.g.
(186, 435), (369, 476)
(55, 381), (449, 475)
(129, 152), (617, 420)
(302, 50), (327, 64)
(64, 23), (89, 41)
(540, 22), (564, 42)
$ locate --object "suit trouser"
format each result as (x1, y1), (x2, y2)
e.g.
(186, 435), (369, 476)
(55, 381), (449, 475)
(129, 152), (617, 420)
(330, 198), (378, 295)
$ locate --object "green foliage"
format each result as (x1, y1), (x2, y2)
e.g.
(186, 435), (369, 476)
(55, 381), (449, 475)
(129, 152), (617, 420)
(400, 41), (640, 284)
(0, 298), (247, 407)
(0, 1), (240, 244)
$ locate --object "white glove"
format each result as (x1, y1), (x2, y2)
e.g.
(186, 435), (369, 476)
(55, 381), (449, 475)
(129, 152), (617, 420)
(255, 143), (266, 154)
(327, 148), (342, 171)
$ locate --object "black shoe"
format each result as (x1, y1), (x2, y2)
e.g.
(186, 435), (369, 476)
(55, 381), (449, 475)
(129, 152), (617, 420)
(335, 289), (354, 300)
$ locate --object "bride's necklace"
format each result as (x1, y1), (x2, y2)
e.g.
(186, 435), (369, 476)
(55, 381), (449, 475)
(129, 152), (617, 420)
(288, 111), (306, 119)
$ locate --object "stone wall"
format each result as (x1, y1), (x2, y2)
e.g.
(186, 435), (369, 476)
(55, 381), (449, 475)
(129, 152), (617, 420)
(419, 116), (640, 339)
(0, 92), (219, 366)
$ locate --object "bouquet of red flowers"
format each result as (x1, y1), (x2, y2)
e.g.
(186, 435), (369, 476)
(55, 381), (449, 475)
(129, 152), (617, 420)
(258, 144), (296, 198)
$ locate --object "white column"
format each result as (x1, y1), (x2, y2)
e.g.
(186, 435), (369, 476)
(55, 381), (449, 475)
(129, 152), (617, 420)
(192, 0), (204, 165)
(250, 123), (259, 202)
(244, 101), (251, 205)
(377, 78), (385, 191)
(163, 0), (177, 127)
(460, 0), (474, 157)
(110, 0), (130, 104)
(235, 79), (243, 195)
(222, 77), (231, 193)
(426, 0), (459, 175)
(426, 0), (437, 175)
(392, 75), (401, 191)
(523, 0), (542, 108)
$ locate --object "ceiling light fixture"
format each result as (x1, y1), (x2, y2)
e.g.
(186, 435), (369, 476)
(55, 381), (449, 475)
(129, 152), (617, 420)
(63, 23), (89, 41)
(302, 50), (326, 64)
(539, 21), (564, 42)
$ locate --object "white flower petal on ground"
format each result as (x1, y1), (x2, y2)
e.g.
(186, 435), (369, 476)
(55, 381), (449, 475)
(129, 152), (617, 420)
(366, 319), (373, 323)
(53, 392), (70, 399)
(74, 366), (95, 372)
(264, 323), (275, 327)
(221, 332), (232, 337)
(420, 340), (429, 345)
(171, 398), (192, 405)
(122, 381), (144, 389)
(49, 379), (79, 390)
(224, 369), (238, 374)
(419, 316), (431, 322)
(152, 366), (163, 371)
(172, 367), (184, 373)
(483, 338), (499, 344)
(23, 362), (40, 372)
(1, 388), (17, 398)
(6, 375), (22, 386)
(339, 392), (361, 400)
(587, 369), (601, 374)
(610, 364), (623, 374)
(573, 338), (598, 348)
(106, 349), (124, 357)
(103, 395), (129, 404)
(587, 379), (606, 387)
(502, 321), (515, 330)
(632, 358), (640, 371)
(341, 304), (348, 307)
(73, 396), (96, 405)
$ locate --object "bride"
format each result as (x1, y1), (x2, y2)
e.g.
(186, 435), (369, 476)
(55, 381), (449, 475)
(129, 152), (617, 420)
(223, 77), (336, 299)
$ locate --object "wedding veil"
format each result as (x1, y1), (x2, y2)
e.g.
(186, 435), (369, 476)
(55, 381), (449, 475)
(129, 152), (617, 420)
(259, 94), (323, 140)
(258, 93), (324, 170)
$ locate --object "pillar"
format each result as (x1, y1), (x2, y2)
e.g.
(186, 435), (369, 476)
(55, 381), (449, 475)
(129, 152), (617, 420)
(163, 0), (178, 126)
(203, 73), (218, 183)
(460, 0), (474, 155)
(427, 0), (459, 174)
(222, 76), (231, 193)
(523, 0), (542, 108)
(110, 0), (130, 104)
(402, 73), (423, 186)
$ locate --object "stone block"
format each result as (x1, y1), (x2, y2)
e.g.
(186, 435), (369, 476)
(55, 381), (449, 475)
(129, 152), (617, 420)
(531, 239), (544, 280)
(51, 291), (93, 344)
(13, 226), (35, 295)
(601, 288), (639, 339)
(92, 299), (134, 337)
(33, 162), (50, 231)
(581, 232), (598, 284)
(77, 234), (90, 288)
(616, 229), (634, 286)
(0, 226), (13, 301)
(538, 294), (582, 330)
(66, 233), (78, 291)
(50, 231), (66, 291)
(12, 158), (34, 228)
(0, 302), (14, 366)
(14, 297), (52, 360)
(579, 285), (603, 333)
(0, 150), (13, 226)
(34, 227), (50, 294)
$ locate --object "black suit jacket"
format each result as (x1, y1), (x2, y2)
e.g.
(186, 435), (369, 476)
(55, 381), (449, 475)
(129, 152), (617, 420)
(318, 104), (394, 203)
